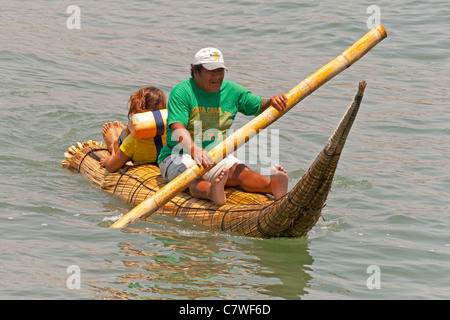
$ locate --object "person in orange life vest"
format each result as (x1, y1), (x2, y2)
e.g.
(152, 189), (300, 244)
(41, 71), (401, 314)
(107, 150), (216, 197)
(100, 86), (167, 172)
(158, 48), (289, 205)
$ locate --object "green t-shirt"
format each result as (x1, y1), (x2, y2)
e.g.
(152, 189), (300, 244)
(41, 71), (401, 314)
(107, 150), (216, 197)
(158, 78), (263, 163)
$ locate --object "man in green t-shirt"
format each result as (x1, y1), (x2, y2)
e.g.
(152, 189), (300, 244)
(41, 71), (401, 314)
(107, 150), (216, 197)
(158, 47), (288, 205)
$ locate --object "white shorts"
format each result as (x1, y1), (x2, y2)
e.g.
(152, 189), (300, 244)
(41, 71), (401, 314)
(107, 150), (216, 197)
(159, 153), (243, 183)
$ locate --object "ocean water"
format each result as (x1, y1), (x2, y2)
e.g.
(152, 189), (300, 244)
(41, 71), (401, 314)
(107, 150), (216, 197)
(0, 0), (448, 300)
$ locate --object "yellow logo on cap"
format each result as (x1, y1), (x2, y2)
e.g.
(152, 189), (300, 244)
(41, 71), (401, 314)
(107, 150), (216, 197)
(211, 52), (220, 60)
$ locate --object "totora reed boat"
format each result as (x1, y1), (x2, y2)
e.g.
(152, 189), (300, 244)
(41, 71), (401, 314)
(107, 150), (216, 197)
(62, 81), (367, 238)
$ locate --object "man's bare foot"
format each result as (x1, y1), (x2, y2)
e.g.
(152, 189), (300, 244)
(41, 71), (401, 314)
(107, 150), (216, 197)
(209, 169), (229, 205)
(102, 121), (125, 154)
(270, 164), (289, 199)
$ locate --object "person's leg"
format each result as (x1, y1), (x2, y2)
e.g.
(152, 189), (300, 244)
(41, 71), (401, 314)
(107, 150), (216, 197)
(189, 169), (229, 205)
(159, 153), (229, 205)
(159, 153), (193, 182)
(159, 153), (288, 204)
(102, 122), (126, 155)
(268, 164), (289, 199)
(226, 163), (288, 199)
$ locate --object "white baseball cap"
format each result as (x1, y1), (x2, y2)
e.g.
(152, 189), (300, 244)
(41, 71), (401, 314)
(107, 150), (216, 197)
(192, 47), (227, 70)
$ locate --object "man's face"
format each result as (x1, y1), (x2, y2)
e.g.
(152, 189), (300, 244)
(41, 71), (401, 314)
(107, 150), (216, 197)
(193, 67), (225, 93)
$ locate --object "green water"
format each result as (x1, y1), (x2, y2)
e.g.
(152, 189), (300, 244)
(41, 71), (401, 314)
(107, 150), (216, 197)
(0, 0), (448, 300)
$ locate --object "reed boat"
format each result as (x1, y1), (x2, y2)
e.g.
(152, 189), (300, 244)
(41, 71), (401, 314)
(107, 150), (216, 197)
(63, 25), (387, 235)
(62, 81), (366, 238)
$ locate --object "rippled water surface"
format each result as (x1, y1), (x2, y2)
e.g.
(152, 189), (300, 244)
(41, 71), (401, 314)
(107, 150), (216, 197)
(0, 0), (448, 300)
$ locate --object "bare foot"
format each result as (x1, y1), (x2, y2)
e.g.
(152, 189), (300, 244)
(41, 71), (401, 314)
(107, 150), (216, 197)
(112, 121), (125, 133)
(209, 169), (229, 205)
(270, 164), (288, 199)
(102, 121), (125, 154)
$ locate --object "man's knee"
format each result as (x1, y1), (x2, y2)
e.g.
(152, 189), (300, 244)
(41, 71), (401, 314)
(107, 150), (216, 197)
(227, 163), (250, 185)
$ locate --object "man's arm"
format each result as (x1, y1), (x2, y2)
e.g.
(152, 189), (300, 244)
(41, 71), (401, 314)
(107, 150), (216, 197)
(170, 122), (215, 168)
(260, 93), (288, 113)
(100, 150), (131, 173)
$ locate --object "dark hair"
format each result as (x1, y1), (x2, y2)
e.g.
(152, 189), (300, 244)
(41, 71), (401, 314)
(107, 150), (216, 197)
(190, 64), (204, 78)
(127, 86), (166, 119)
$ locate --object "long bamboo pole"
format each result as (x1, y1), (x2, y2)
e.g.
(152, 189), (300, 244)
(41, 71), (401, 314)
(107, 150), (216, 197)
(110, 24), (387, 229)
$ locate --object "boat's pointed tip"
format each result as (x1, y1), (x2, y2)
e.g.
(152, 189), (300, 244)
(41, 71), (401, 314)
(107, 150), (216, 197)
(358, 80), (367, 93)
(257, 81), (368, 238)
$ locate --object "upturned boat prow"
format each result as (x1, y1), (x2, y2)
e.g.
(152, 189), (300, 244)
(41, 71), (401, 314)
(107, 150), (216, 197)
(62, 81), (367, 238)
(257, 81), (367, 238)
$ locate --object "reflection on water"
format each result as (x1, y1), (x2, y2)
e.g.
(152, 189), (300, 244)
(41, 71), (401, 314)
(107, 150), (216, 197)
(95, 226), (313, 300)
